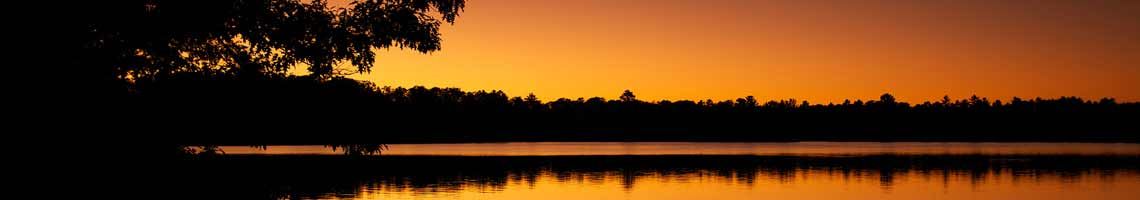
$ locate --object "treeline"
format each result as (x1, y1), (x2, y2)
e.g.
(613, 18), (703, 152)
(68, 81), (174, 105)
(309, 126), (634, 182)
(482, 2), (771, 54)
(361, 85), (1131, 114)
(131, 73), (1137, 113)
(120, 76), (1139, 144)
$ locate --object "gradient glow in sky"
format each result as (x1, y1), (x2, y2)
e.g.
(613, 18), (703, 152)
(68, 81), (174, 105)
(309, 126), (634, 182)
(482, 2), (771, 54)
(333, 0), (1139, 103)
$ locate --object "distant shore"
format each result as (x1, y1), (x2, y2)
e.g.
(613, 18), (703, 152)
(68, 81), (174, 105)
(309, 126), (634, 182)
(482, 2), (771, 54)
(177, 130), (1139, 146)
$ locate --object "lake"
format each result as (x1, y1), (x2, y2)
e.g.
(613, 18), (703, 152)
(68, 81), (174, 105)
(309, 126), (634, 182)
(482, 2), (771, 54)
(174, 142), (1140, 199)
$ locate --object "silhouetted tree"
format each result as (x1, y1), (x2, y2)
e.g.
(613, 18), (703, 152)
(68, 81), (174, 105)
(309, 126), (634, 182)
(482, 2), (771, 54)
(880, 93), (896, 104)
(77, 0), (466, 95)
(620, 90), (638, 103)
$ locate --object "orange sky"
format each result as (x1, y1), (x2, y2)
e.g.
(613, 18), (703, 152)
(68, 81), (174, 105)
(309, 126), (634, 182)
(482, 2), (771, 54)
(331, 0), (1139, 103)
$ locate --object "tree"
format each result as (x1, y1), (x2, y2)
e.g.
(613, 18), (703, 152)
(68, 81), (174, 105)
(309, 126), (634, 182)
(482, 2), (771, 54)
(523, 93), (543, 111)
(879, 93), (897, 104)
(77, 0), (467, 90)
(620, 90), (638, 102)
(735, 96), (758, 111)
(524, 93), (541, 104)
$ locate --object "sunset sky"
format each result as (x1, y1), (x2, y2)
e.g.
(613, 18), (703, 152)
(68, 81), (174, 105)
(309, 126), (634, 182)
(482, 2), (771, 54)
(332, 0), (1139, 103)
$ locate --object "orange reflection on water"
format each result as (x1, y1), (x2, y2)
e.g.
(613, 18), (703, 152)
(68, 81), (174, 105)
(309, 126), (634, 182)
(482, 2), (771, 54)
(320, 168), (1139, 200)
(215, 142), (1140, 199)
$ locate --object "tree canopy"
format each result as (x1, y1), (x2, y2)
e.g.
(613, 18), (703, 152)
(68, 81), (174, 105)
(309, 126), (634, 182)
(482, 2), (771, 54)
(76, 0), (465, 89)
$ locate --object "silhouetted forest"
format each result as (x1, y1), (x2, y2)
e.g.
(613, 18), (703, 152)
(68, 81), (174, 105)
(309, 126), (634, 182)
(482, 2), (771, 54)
(123, 75), (1140, 145)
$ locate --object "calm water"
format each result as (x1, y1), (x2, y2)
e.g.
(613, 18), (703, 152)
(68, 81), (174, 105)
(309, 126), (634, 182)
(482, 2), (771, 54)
(190, 142), (1140, 200)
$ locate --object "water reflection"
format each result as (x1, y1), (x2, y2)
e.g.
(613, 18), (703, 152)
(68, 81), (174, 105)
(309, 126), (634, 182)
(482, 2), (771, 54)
(169, 154), (1140, 199)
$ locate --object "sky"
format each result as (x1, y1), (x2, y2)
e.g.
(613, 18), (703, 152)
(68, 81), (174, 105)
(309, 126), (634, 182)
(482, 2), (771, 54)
(330, 0), (1139, 103)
